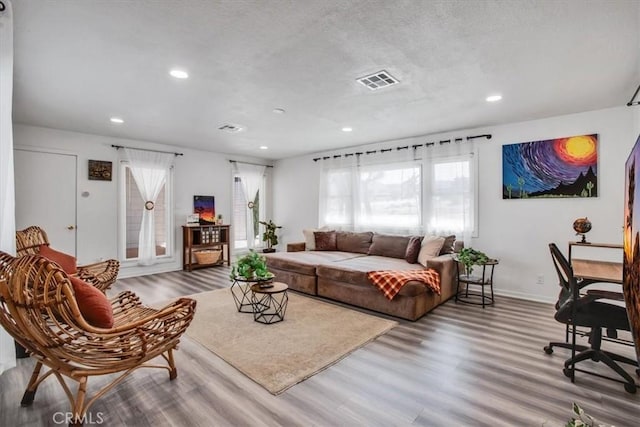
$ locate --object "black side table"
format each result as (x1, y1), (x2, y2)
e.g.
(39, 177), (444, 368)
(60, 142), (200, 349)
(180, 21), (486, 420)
(454, 259), (498, 308)
(250, 282), (289, 324)
(230, 276), (274, 313)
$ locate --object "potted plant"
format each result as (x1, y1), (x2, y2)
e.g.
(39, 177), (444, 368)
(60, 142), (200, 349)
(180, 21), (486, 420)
(259, 220), (282, 253)
(567, 402), (611, 427)
(456, 247), (489, 276)
(230, 250), (273, 281)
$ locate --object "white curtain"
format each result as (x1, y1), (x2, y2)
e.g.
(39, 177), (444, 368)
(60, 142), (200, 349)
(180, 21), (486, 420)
(123, 148), (174, 266)
(319, 148), (421, 235)
(423, 141), (476, 246)
(318, 141), (476, 243)
(0, 0), (16, 375)
(234, 163), (265, 249)
(318, 155), (357, 229)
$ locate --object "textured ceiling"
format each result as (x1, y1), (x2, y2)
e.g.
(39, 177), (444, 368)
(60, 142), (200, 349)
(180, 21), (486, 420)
(11, 0), (640, 159)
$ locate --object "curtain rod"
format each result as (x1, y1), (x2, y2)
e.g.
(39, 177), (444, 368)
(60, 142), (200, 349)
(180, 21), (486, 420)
(111, 144), (183, 156)
(229, 160), (274, 168)
(627, 84), (640, 106)
(312, 133), (492, 162)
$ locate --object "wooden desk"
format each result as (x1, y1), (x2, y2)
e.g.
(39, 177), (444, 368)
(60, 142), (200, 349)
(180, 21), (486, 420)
(571, 259), (622, 285)
(568, 242), (623, 286)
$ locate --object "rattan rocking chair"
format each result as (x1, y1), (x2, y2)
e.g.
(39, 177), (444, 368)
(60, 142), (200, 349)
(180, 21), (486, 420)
(0, 252), (197, 426)
(16, 226), (119, 292)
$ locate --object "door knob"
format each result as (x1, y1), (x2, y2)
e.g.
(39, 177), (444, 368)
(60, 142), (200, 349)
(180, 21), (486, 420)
(67, 225), (75, 230)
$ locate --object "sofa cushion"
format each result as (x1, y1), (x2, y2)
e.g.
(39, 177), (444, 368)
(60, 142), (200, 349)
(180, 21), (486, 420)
(439, 235), (457, 255)
(39, 244), (78, 275)
(368, 234), (410, 259)
(405, 236), (422, 264)
(336, 231), (373, 254)
(314, 231), (337, 251)
(317, 256), (429, 297)
(418, 236), (445, 267)
(265, 251), (365, 276)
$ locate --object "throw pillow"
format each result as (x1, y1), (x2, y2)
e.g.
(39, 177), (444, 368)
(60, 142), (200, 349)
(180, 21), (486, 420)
(368, 234), (410, 259)
(417, 235), (446, 267)
(336, 231), (373, 254)
(303, 226), (330, 250)
(439, 235), (456, 255)
(69, 276), (114, 329)
(314, 231), (337, 251)
(405, 236), (422, 264)
(39, 244), (78, 275)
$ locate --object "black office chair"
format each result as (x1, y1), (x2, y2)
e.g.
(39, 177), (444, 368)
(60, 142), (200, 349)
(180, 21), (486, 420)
(544, 243), (637, 393)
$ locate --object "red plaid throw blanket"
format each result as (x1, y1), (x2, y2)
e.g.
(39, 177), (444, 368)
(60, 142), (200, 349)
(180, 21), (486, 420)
(367, 269), (441, 301)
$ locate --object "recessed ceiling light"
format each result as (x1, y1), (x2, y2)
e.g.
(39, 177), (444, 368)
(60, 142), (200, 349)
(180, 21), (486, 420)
(486, 94), (502, 102)
(272, 108), (285, 114)
(110, 117), (124, 124)
(259, 146), (268, 150)
(342, 127), (353, 132)
(169, 69), (189, 79)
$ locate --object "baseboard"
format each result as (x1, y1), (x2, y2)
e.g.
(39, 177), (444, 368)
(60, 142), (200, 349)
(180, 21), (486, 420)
(493, 289), (555, 304)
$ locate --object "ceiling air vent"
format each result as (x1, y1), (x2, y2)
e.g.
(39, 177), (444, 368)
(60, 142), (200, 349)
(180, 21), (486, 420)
(218, 124), (244, 133)
(356, 70), (399, 90)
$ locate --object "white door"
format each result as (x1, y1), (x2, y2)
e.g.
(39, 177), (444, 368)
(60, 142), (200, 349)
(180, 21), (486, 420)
(14, 149), (77, 255)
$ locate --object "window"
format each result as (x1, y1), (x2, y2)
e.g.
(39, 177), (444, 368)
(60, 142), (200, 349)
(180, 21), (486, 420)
(358, 162), (422, 230)
(320, 161), (422, 234)
(425, 156), (476, 236)
(321, 168), (353, 227)
(232, 174), (266, 250)
(120, 163), (173, 261)
(319, 152), (476, 238)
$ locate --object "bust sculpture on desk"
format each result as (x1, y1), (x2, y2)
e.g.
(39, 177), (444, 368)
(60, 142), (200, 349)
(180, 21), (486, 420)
(573, 217), (592, 243)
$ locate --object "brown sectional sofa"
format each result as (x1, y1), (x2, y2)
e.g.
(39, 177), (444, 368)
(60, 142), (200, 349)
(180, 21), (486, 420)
(264, 231), (461, 321)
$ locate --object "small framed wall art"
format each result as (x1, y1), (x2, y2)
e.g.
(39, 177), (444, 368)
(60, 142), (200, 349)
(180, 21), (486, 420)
(88, 160), (113, 181)
(193, 195), (215, 224)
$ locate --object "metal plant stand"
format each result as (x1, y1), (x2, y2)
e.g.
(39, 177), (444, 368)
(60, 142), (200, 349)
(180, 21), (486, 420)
(454, 259), (499, 308)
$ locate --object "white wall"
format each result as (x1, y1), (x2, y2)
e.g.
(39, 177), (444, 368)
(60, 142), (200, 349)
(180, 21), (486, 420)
(13, 124), (270, 277)
(273, 106), (636, 303)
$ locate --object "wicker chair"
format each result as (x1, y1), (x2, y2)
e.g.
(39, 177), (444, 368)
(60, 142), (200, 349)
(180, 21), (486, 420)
(0, 252), (197, 426)
(16, 226), (119, 293)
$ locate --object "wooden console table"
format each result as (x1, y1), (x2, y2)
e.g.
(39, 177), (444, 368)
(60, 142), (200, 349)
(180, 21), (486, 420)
(182, 225), (231, 271)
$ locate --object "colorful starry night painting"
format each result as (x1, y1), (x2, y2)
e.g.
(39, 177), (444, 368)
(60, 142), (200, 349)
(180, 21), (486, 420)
(502, 134), (598, 199)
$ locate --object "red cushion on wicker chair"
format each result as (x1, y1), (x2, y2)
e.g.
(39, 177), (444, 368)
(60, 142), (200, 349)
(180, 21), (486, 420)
(39, 244), (78, 275)
(69, 276), (114, 328)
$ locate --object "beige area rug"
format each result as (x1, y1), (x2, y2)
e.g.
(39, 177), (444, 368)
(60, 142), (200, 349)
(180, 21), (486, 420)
(184, 288), (397, 395)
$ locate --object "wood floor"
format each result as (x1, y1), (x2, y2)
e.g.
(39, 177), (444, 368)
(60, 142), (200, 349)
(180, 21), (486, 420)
(1, 266), (639, 426)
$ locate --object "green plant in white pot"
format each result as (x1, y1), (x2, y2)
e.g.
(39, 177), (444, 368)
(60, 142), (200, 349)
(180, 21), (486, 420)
(230, 250), (273, 281)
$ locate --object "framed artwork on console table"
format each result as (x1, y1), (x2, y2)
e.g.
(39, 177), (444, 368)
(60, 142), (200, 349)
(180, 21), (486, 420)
(194, 195), (215, 225)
